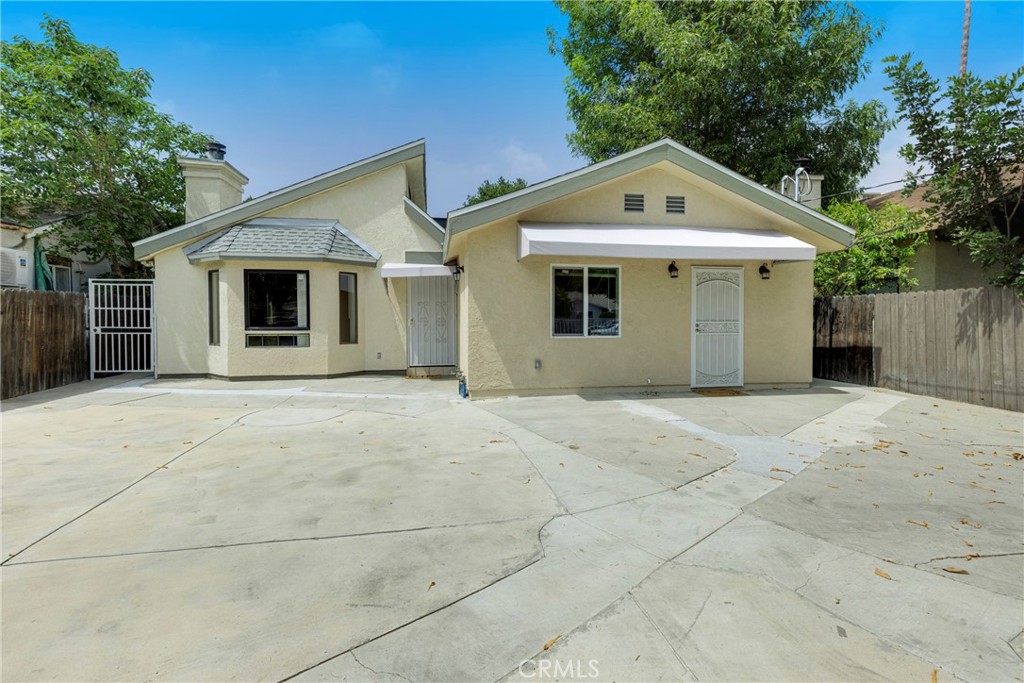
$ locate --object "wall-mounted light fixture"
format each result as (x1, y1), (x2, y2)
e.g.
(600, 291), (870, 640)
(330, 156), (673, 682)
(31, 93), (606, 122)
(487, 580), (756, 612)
(759, 263), (772, 280)
(668, 261), (679, 279)
(451, 265), (464, 282)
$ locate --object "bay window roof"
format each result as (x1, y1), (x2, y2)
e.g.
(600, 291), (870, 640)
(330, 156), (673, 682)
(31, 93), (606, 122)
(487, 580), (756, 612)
(184, 218), (380, 265)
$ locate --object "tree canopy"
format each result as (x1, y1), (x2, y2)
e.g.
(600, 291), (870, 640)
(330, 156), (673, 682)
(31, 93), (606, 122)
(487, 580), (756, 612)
(548, 0), (889, 197)
(814, 201), (928, 297)
(1, 17), (209, 276)
(884, 54), (1024, 293)
(464, 176), (528, 207)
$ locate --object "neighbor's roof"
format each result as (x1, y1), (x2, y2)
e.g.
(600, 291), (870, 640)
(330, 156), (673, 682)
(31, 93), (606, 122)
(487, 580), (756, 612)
(134, 139), (426, 260)
(861, 185), (934, 213)
(183, 218), (380, 265)
(444, 138), (855, 253)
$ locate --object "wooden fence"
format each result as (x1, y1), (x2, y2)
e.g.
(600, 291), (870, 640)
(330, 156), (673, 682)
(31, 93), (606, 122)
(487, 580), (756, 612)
(1, 289), (88, 400)
(814, 286), (1023, 412)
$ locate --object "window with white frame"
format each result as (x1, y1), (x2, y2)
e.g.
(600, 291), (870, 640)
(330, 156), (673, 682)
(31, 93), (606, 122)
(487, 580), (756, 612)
(50, 264), (72, 291)
(552, 266), (620, 337)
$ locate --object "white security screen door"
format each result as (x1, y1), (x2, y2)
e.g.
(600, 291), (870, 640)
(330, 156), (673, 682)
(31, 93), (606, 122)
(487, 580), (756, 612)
(89, 279), (155, 379)
(407, 276), (456, 367)
(691, 267), (743, 388)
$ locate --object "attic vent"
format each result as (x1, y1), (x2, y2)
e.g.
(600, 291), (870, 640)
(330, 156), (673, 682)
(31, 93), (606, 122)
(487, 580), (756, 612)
(666, 195), (686, 214)
(624, 193), (645, 212)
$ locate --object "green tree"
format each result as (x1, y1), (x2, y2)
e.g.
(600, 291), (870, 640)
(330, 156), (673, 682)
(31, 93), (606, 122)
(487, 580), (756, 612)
(548, 1), (890, 197)
(814, 201), (928, 297)
(1, 17), (210, 276)
(884, 54), (1024, 293)
(464, 176), (528, 206)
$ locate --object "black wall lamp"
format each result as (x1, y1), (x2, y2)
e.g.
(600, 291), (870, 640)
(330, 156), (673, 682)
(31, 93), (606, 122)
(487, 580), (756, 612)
(668, 261), (679, 279)
(759, 263), (772, 280)
(451, 265), (464, 281)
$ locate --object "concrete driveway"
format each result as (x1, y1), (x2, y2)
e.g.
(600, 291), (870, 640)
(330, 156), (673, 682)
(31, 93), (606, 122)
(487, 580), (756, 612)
(2, 375), (1021, 682)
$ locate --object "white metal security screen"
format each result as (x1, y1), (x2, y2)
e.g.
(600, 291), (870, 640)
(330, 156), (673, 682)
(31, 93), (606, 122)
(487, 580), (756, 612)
(408, 276), (456, 367)
(89, 279), (155, 379)
(692, 267), (743, 388)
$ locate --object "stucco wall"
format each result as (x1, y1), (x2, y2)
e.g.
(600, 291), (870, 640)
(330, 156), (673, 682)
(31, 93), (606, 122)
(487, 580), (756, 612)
(454, 165), (816, 394)
(909, 235), (989, 291)
(153, 162), (438, 376)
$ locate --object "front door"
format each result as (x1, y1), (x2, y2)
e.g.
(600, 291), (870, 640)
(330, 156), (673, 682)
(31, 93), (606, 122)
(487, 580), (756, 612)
(408, 276), (456, 367)
(691, 267), (743, 388)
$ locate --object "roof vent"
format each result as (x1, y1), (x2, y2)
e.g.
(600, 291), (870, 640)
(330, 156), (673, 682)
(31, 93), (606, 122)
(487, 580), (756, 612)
(624, 193), (645, 213)
(666, 195), (686, 214)
(206, 141), (227, 161)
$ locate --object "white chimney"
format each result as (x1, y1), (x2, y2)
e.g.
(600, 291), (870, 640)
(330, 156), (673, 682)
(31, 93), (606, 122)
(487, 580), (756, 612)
(178, 141), (249, 222)
(779, 156), (824, 210)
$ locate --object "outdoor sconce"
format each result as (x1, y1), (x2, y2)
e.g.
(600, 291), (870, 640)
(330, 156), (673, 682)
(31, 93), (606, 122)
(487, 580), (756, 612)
(668, 261), (679, 279)
(451, 265), (464, 281)
(759, 263), (771, 280)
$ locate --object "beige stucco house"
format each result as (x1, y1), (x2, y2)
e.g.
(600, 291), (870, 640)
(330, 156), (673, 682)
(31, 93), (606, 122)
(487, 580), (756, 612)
(134, 138), (854, 395)
(134, 140), (450, 379)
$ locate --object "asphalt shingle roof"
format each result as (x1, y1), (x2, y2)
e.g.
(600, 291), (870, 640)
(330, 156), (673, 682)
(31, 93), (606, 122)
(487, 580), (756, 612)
(185, 218), (379, 264)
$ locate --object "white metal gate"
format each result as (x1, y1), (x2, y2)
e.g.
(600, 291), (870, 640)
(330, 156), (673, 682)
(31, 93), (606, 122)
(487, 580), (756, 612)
(89, 279), (155, 379)
(408, 276), (456, 367)
(692, 267), (743, 388)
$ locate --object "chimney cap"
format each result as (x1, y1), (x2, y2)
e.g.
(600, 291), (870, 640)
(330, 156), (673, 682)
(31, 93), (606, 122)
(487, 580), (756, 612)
(207, 141), (227, 161)
(793, 155), (813, 172)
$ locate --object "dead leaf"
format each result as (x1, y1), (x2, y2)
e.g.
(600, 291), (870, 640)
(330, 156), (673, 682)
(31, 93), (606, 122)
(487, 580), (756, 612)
(597, 464), (603, 470)
(828, 484), (840, 489)
(770, 476), (786, 482)
(942, 567), (970, 575)
(933, 465), (944, 470)
(470, 471), (481, 476)
(656, 435), (666, 439)
(688, 452), (707, 459)
(568, 445), (580, 450)
(770, 467), (795, 475)
(912, 473), (920, 478)
(449, 460), (462, 465)
(182, 440), (193, 445)
(635, 655), (641, 661)
(543, 636), (560, 651)
(960, 517), (982, 529)
(279, 445), (289, 449)
(964, 553), (979, 560)
(559, 462), (565, 468)
(1012, 452), (1023, 461)
(906, 520), (929, 528)
(427, 581), (436, 591)
(932, 668), (938, 683)
(963, 539), (974, 548)
(874, 568), (892, 580)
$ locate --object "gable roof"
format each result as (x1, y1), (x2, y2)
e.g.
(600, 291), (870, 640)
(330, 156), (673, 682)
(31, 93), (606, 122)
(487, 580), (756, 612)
(134, 139), (425, 260)
(183, 218), (380, 265)
(402, 196), (445, 244)
(444, 138), (854, 253)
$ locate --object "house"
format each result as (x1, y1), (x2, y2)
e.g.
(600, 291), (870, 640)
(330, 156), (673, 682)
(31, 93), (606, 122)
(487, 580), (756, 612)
(861, 186), (990, 291)
(1, 217), (109, 292)
(133, 140), (447, 379)
(445, 139), (851, 395)
(134, 138), (854, 394)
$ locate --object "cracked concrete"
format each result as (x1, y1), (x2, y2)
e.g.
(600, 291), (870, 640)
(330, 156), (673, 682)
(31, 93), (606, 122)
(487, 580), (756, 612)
(2, 375), (1021, 682)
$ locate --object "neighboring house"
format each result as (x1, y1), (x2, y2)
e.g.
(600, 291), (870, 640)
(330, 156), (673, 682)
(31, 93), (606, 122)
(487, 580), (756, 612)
(134, 138), (854, 394)
(1, 218), (109, 292)
(861, 185), (996, 292)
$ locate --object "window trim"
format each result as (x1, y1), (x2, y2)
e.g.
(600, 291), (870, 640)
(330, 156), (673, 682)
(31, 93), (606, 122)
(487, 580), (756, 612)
(208, 269), (220, 346)
(338, 271), (358, 344)
(550, 264), (622, 339)
(243, 269), (311, 331)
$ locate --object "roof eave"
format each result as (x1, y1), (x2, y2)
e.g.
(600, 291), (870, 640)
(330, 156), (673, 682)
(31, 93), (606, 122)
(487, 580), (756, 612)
(403, 197), (445, 244)
(187, 252), (379, 266)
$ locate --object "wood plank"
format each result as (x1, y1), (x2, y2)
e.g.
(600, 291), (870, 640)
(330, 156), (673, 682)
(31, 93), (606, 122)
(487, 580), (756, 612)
(974, 288), (992, 407)
(987, 288), (1005, 410)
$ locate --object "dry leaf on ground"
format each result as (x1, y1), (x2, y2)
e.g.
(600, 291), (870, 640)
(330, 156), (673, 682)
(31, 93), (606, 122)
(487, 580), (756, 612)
(874, 568), (892, 580)
(906, 520), (929, 528)
(960, 517), (983, 528)
(427, 581), (436, 591)
(942, 567), (970, 575)
(543, 636), (560, 651)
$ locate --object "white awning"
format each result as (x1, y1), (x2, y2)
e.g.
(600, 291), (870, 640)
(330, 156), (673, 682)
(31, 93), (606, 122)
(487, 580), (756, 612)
(518, 222), (817, 261)
(380, 263), (454, 278)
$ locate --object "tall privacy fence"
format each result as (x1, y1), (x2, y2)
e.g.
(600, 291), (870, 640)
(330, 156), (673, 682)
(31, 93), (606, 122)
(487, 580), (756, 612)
(814, 286), (1023, 412)
(1, 289), (88, 400)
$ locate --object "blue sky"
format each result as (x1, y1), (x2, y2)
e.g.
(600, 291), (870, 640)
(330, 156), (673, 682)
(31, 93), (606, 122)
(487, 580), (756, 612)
(2, 1), (1022, 214)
